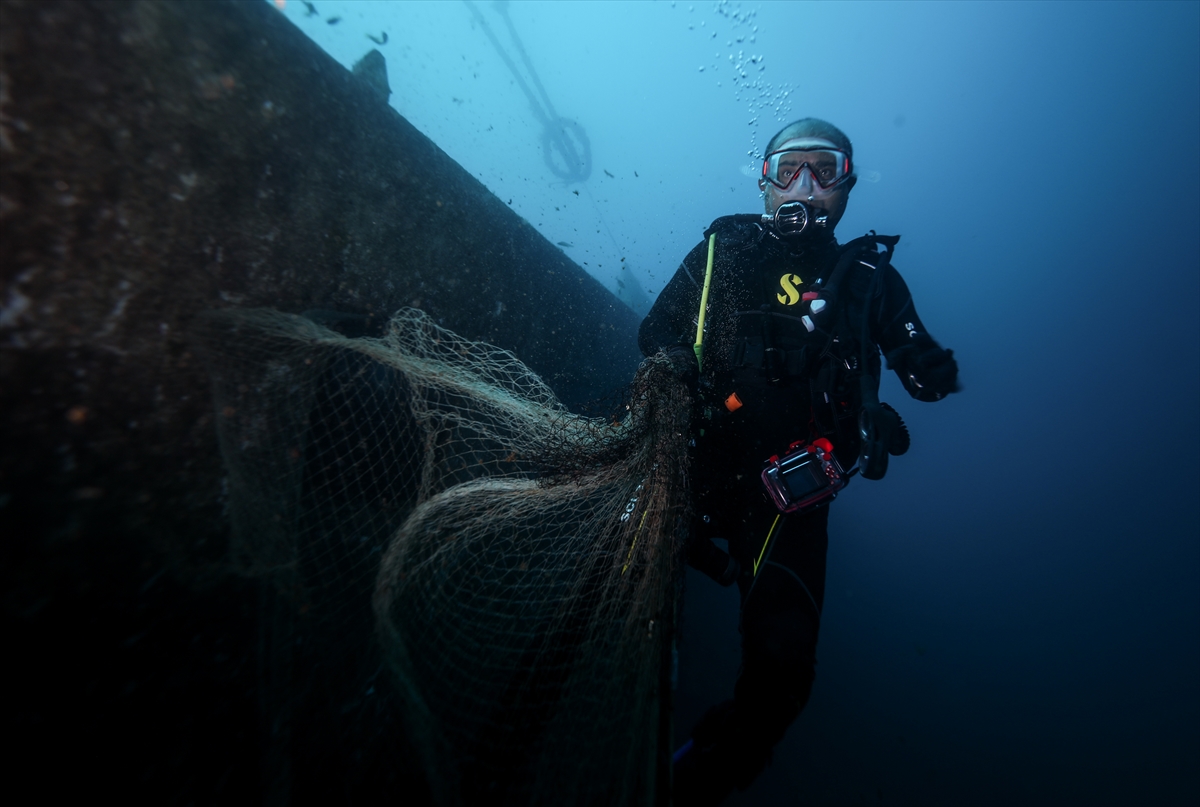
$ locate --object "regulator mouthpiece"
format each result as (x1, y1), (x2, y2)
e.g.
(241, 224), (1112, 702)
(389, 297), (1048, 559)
(772, 200), (829, 239)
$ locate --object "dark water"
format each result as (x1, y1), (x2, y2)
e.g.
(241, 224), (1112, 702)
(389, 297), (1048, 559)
(272, 1), (1200, 803)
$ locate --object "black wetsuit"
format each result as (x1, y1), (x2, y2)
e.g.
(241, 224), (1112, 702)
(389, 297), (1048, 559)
(639, 216), (956, 804)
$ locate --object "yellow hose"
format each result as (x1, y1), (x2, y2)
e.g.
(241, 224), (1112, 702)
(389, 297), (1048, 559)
(693, 233), (716, 369)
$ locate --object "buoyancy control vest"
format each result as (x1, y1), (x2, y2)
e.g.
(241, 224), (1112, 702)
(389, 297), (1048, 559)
(698, 216), (910, 476)
(806, 232), (911, 478)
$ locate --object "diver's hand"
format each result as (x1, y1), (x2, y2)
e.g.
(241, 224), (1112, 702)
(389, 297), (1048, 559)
(886, 333), (960, 401)
(663, 344), (700, 394)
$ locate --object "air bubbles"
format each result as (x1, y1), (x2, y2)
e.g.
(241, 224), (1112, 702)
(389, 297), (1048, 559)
(706, 0), (795, 139)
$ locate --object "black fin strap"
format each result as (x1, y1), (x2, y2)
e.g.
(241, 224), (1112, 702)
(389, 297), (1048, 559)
(881, 401), (910, 456)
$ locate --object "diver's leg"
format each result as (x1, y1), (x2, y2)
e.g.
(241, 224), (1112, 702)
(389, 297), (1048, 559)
(735, 503), (828, 748)
(673, 505), (829, 805)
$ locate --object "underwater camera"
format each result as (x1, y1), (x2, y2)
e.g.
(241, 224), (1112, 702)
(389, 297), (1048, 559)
(761, 437), (846, 514)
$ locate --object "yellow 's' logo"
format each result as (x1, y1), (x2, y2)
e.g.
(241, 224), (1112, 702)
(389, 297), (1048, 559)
(776, 273), (803, 305)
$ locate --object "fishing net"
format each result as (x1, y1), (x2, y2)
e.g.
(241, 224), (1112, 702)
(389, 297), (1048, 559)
(194, 307), (691, 806)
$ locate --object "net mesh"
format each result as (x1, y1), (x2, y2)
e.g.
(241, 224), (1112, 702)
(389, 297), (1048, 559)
(194, 307), (691, 806)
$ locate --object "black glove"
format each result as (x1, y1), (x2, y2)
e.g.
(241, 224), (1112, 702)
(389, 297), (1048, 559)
(885, 332), (960, 401)
(663, 344), (700, 394)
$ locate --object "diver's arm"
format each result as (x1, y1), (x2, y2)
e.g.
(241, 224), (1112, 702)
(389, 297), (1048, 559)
(637, 241), (709, 357)
(873, 265), (960, 402)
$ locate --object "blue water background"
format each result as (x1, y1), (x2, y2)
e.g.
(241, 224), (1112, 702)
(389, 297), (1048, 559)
(269, 2), (1199, 804)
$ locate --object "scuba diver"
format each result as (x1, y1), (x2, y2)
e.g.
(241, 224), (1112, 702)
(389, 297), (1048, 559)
(639, 118), (960, 805)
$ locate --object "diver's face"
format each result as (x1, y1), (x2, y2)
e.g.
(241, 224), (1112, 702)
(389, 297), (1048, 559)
(758, 137), (854, 231)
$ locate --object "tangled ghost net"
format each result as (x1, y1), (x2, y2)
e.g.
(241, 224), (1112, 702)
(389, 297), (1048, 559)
(196, 308), (692, 806)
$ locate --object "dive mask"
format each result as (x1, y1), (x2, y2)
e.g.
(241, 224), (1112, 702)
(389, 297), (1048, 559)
(761, 147), (853, 195)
